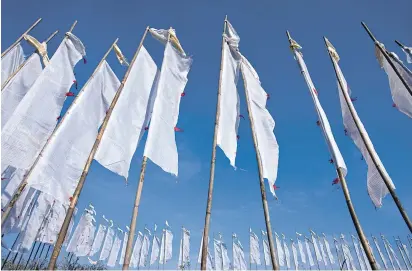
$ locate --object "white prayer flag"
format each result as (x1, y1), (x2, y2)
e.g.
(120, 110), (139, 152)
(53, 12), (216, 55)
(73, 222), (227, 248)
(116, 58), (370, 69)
(305, 238), (315, 267)
(197, 234), (204, 264)
(283, 238), (291, 269)
(233, 239), (247, 271)
(352, 236), (366, 270)
(95, 46), (157, 180)
(250, 230), (261, 265)
(297, 239), (306, 264)
(326, 38), (395, 208)
(67, 208), (96, 257)
(150, 235), (161, 265)
(107, 232), (122, 267)
(1, 167), (28, 211)
(318, 237), (328, 266)
(130, 232), (144, 268)
(159, 229), (173, 264)
(139, 234), (151, 267)
(26, 61), (118, 204)
(221, 241), (230, 270)
(323, 235), (335, 264)
(89, 224), (107, 257)
(143, 40), (192, 176)
(1, 53), (42, 129)
(214, 238), (223, 270)
(118, 231), (129, 265)
(2, 34), (85, 173)
(100, 226), (115, 261)
(402, 46), (412, 63)
(292, 241), (299, 270)
(386, 239), (402, 269)
(262, 233), (271, 266)
(37, 202), (69, 245)
(1, 43), (25, 86)
(340, 236), (356, 270)
(178, 228), (190, 268)
(373, 237), (388, 269)
(275, 233), (285, 266)
(310, 233), (322, 262)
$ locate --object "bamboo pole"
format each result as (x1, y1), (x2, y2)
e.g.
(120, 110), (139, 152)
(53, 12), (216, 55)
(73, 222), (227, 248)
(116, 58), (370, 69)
(398, 236), (412, 269)
(361, 22), (412, 97)
(200, 15), (228, 271)
(1, 30), (59, 90)
(372, 235), (388, 270)
(46, 33), (137, 269)
(394, 237), (409, 270)
(240, 51), (279, 271)
(1, 21), (77, 227)
(1, 18), (42, 58)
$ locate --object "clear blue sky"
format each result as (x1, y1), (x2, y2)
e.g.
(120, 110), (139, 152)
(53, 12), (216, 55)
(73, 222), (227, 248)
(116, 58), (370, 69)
(2, 0), (412, 269)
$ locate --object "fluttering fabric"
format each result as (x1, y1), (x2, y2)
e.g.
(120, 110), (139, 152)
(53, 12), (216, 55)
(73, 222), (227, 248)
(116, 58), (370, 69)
(197, 236), (214, 270)
(24, 34), (50, 65)
(402, 46), (412, 63)
(318, 237), (328, 266)
(27, 61), (118, 204)
(386, 238), (402, 269)
(118, 231), (128, 265)
(159, 229), (173, 264)
(149, 28), (186, 56)
(217, 42), (241, 168)
(139, 233), (151, 267)
(326, 39), (395, 208)
(214, 239), (224, 270)
(323, 236), (335, 264)
(283, 238), (291, 269)
(233, 239), (247, 271)
(143, 41), (192, 176)
(130, 231), (143, 268)
(352, 237), (366, 270)
(305, 238), (315, 267)
(95, 47), (157, 180)
(1, 43), (25, 86)
(150, 235), (160, 265)
(99, 226), (115, 261)
(292, 43), (347, 177)
(250, 230), (261, 265)
(177, 228), (190, 268)
(297, 239), (306, 264)
(36, 202), (68, 245)
(275, 234), (285, 266)
(113, 44), (129, 66)
(377, 49), (412, 118)
(66, 209), (96, 256)
(1, 167), (27, 210)
(341, 238), (356, 270)
(2, 53), (42, 129)
(262, 232), (271, 266)
(291, 241), (298, 269)
(373, 237), (388, 269)
(310, 233), (322, 262)
(241, 58), (280, 196)
(89, 224), (107, 257)
(1, 34), (85, 173)
(107, 232), (122, 267)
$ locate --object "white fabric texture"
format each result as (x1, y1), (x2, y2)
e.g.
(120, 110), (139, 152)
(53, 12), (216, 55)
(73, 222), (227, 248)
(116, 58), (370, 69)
(1, 43), (25, 86)
(95, 46), (157, 180)
(131, 232), (144, 268)
(214, 239), (223, 270)
(380, 50), (412, 118)
(353, 238), (366, 270)
(149, 28), (186, 56)
(217, 42), (241, 168)
(361, 240), (374, 269)
(318, 237), (328, 266)
(118, 231), (128, 265)
(1, 35), (85, 173)
(177, 229), (190, 268)
(241, 58), (280, 196)
(332, 53), (395, 207)
(387, 240), (402, 269)
(197, 235), (204, 264)
(233, 239), (247, 271)
(36, 202), (68, 245)
(402, 47), (412, 63)
(107, 232), (122, 267)
(283, 239), (291, 269)
(305, 238), (315, 267)
(143, 41), (192, 176)
(2, 53), (42, 129)
(223, 21), (240, 49)
(66, 210), (96, 256)
(159, 229), (173, 264)
(275, 234), (285, 266)
(197, 234), (214, 269)
(341, 240), (356, 270)
(297, 239), (306, 264)
(373, 237), (388, 269)
(27, 61), (118, 204)
(150, 235), (160, 265)
(293, 49), (347, 176)
(323, 236), (335, 264)
(139, 234), (151, 267)
(292, 241), (299, 269)
(89, 224), (107, 257)
(99, 226), (115, 261)
(250, 230), (261, 265)
(221, 241), (230, 270)
(1, 167), (27, 210)
(263, 237), (271, 266)
(311, 234), (322, 262)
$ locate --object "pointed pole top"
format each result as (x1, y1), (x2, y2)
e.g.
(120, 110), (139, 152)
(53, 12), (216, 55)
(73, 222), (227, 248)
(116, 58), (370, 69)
(68, 20), (78, 33)
(225, 15), (228, 21)
(361, 21), (378, 44)
(286, 30), (292, 41)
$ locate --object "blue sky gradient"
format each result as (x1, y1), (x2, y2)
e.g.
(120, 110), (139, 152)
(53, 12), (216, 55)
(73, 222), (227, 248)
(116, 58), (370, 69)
(2, 0), (412, 269)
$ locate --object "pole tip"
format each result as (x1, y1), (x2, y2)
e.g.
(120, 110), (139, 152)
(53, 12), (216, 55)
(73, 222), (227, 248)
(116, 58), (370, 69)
(224, 15), (228, 20)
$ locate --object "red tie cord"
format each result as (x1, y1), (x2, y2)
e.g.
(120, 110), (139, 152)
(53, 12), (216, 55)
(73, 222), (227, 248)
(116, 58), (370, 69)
(1, 178), (7, 181)
(316, 120), (321, 126)
(174, 127), (184, 132)
(83, 57), (87, 64)
(273, 184), (280, 190)
(69, 196), (73, 202)
(329, 159), (334, 164)
(236, 135), (240, 140)
(73, 80), (78, 89)
(392, 103), (397, 108)
(57, 116), (61, 121)
(267, 94), (270, 99)
(144, 127), (149, 131)
(66, 92), (75, 97)
(332, 178), (339, 185)
(181, 92), (186, 97)
(313, 88), (318, 95)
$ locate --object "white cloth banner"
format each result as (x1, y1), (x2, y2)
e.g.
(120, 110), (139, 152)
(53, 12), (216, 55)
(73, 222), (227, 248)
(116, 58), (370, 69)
(293, 48), (347, 176)
(139, 234), (151, 267)
(214, 239), (223, 270)
(323, 237), (335, 264)
(159, 229), (173, 264)
(217, 42), (241, 168)
(263, 238), (271, 266)
(284, 239), (291, 269)
(292, 242), (299, 269)
(379, 50), (412, 118)
(342, 242), (356, 270)
(27, 61), (118, 204)
(150, 235), (160, 265)
(1, 167), (27, 210)
(330, 46), (395, 207)
(1, 35), (85, 173)
(275, 234), (285, 266)
(2, 53), (42, 129)
(305, 238), (315, 267)
(118, 231), (128, 265)
(66, 209), (96, 256)
(318, 237), (328, 266)
(89, 224), (107, 257)
(143, 41), (192, 176)
(37, 202), (68, 245)
(297, 239), (306, 264)
(387, 240), (402, 269)
(373, 237), (388, 269)
(233, 240), (247, 271)
(353, 238), (366, 270)
(107, 233), (122, 267)
(131, 232), (143, 268)
(197, 234), (214, 270)
(100, 226), (115, 261)
(241, 58), (280, 196)
(1, 43), (25, 86)
(311, 234), (322, 262)
(95, 46), (157, 180)
(250, 230), (261, 265)
(402, 47), (412, 63)
(178, 229), (190, 268)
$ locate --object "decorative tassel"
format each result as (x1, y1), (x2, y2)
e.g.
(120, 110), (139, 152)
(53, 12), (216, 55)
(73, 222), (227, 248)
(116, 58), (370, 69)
(66, 92), (75, 97)
(392, 103), (397, 108)
(174, 127), (184, 132)
(181, 92), (186, 97)
(332, 178), (339, 185)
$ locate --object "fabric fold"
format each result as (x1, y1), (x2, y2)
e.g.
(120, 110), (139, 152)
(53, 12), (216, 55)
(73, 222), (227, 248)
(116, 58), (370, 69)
(1, 43), (25, 86)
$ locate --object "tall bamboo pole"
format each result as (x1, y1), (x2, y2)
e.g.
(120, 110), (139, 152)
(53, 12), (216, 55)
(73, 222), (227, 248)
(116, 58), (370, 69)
(240, 49), (279, 271)
(1, 18), (42, 57)
(361, 22), (412, 97)
(47, 31), (146, 269)
(1, 21), (77, 226)
(200, 15), (228, 271)
(1, 30), (59, 90)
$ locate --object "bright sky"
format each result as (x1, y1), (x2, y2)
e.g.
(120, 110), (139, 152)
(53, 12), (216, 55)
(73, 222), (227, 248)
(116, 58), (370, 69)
(2, 0), (412, 269)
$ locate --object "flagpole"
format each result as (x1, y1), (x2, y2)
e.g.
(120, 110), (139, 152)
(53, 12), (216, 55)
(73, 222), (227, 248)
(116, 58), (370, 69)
(262, 231), (268, 270)
(398, 236), (412, 269)
(240, 51), (279, 271)
(361, 22), (412, 97)
(201, 15), (228, 271)
(372, 235), (388, 270)
(1, 30), (59, 90)
(394, 237), (409, 270)
(351, 235), (363, 269)
(381, 235), (395, 270)
(47, 31), (145, 269)
(1, 18), (42, 58)
(1, 20), (78, 227)
(333, 238), (342, 270)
